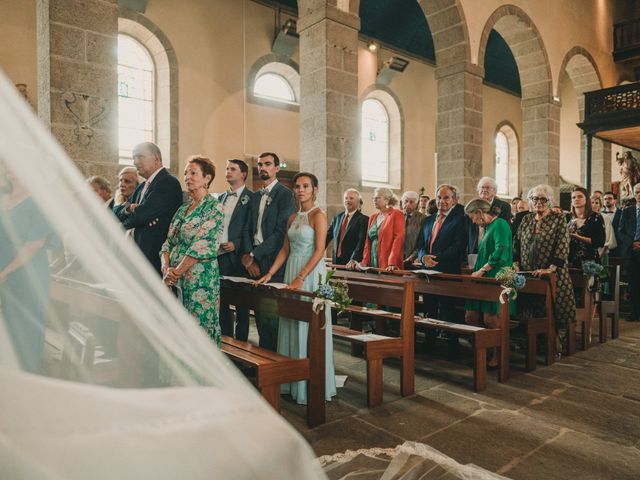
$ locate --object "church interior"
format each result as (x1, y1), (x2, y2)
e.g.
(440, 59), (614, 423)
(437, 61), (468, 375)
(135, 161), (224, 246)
(2, 0), (640, 479)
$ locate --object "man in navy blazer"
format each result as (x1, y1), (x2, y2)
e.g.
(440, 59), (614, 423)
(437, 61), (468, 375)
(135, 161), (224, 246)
(241, 152), (295, 350)
(618, 183), (640, 321)
(326, 188), (368, 265)
(416, 184), (468, 344)
(468, 177), (511, 254)
(218, 159), (254, 340)
(115, 142), (182, 275)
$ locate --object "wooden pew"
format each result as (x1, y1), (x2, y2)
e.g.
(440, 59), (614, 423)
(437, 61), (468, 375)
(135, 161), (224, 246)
(569, 269), (594, 352)
(597, 264), (621, 341)
(329, 268), (415, 407)
(330, 267), (509, 391)
(461, 267), (557, 371)
(220, 280), (326, 428)
(516, 273), (557, 371)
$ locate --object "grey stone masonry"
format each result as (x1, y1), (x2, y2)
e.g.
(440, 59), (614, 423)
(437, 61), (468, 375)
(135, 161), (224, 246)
(521, 96), (560, 196)
(298, 1), (360, 218)
(435, 63), (483, 204)
(37, 0), (119, 180)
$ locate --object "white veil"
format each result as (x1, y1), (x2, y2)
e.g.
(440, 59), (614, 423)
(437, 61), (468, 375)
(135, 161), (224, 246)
(0, 69), (325, 479)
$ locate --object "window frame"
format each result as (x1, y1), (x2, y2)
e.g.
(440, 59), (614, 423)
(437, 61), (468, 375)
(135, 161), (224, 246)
(117, 33), (156, 166)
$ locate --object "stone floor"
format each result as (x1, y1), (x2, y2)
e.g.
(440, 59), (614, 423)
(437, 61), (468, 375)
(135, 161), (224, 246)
(280, 319), (640, 479)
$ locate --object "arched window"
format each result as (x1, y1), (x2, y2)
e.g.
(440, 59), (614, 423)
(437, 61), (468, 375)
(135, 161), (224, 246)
(118, 34), (154, 164)
(361, 99), (390, 184)
(495, 123), (519, 197)
(495, 131), (509, 195)
(254, 73), (296, 104)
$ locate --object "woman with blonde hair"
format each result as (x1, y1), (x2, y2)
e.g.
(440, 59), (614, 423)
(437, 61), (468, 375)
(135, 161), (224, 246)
(349, 187), (404, 271)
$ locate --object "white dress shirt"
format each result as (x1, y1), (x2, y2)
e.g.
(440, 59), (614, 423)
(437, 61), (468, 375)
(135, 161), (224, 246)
(254, 180), (278, 246)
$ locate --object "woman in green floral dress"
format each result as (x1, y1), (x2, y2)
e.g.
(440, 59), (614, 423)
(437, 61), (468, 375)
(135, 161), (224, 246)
(464, 198), (514, 368)
(161, 155), (224, 346)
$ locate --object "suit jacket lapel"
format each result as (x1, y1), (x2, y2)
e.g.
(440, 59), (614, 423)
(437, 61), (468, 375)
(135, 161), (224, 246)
(343, 211), (358, 237)
(229, 189), (250, 225)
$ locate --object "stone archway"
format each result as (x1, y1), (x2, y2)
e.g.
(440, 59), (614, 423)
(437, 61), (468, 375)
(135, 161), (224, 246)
(559, 47), (608, 191)
(478, 6), (556, 196)
(418, 0), (478, 200)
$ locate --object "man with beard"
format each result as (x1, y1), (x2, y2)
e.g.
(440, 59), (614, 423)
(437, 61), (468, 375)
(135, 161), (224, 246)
(401, 191), (425, 265)
(242, 152), (295, 350)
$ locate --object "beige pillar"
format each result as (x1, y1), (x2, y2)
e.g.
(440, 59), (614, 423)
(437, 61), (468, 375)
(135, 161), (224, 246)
(298, 1), (360, 217)
(37, 0), (119, 179)
(435, 63), (484, 203)
(522, 96), (561, 196)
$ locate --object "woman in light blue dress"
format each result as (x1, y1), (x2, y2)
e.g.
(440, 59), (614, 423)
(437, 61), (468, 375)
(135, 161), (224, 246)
(256, 172), (337, 404)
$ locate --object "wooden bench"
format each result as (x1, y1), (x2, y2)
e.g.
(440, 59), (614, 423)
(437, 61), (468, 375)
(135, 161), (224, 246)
(331, 267), (509, 391)
(460, 267), (557, 371)
(408, 273), (510, 389)
(328, 268), (415, 407)
(597, 264), (621, 341)
(516, 273), (557, 371)
(220, 280), (326, 427)
(569, 269), (594, 353)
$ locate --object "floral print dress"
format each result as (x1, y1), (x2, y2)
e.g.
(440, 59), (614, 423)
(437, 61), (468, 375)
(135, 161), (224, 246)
(513, 210), (576, 329)
(161, 195), (224, 346)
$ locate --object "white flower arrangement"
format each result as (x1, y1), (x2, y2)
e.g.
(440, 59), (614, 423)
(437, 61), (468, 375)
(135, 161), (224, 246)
(240, 194), (250, 206)
(265, 196), (273, 207)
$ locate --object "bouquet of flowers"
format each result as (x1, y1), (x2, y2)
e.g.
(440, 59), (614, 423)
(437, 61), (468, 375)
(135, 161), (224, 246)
(582, 260), (603, 278)
(495, 266), (527, 303)
(313, 270), (352, 314)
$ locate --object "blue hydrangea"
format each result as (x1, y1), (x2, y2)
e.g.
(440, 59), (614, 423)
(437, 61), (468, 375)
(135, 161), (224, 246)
(318, 284), (335, 299)
(514, 274), (527, 290)
(582, 260), (603, 277)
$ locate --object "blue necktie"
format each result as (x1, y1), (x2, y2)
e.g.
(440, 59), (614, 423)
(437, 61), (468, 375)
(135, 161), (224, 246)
(635, 208), (640, 241)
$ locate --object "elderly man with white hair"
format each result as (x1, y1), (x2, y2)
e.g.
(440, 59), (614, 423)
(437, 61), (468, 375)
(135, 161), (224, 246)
(401, 190), (425, 264)
(327, 188), (369, 265)
(468, 176), (512, 254)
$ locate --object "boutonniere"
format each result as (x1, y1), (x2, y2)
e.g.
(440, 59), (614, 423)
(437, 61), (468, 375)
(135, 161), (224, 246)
(266, 196), (273, 207)
(241, 194), (250, 206)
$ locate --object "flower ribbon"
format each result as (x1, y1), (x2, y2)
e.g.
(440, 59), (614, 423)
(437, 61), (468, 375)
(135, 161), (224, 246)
(499, 286), (515, 304)
(312, 298), (332, 327)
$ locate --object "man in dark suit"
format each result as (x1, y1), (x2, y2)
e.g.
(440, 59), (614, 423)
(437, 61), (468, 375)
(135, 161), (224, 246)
(242, 152), (295, 350)
(218, 159), (253, 341)
(401, 191), (426, 265)
(326, 188), (368, 265)
(115, 142), (182, 275)
(618, 183), (640, 321)
(416, 184), (468, 333)
(468, 177), (511, 253)
(603, 191), (623, 257)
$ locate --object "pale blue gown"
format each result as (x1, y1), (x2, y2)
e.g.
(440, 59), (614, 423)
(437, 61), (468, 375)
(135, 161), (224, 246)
(277, 208), (337, 404)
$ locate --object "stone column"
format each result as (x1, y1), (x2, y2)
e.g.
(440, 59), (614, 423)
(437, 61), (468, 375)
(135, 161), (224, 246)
(435, 63), (483, 203)
(37, 0), (119, 179)
(589, 138), (612, 192)
(521, 96), (561, 196)
(298, 1), (360, 217)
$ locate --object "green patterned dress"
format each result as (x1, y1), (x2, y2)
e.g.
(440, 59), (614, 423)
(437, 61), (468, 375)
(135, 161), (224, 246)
(161, 195), (224, 346)
(368, 217), (382, 268)
(513, 210), (576, 329)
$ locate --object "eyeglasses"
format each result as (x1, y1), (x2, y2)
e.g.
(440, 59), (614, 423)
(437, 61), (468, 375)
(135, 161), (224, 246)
(529, 197), (549, 204)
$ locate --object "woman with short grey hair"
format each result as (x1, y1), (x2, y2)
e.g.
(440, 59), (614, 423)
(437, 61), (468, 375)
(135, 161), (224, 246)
(514, 184), (575, 356)
(464, 198), (514, 368)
